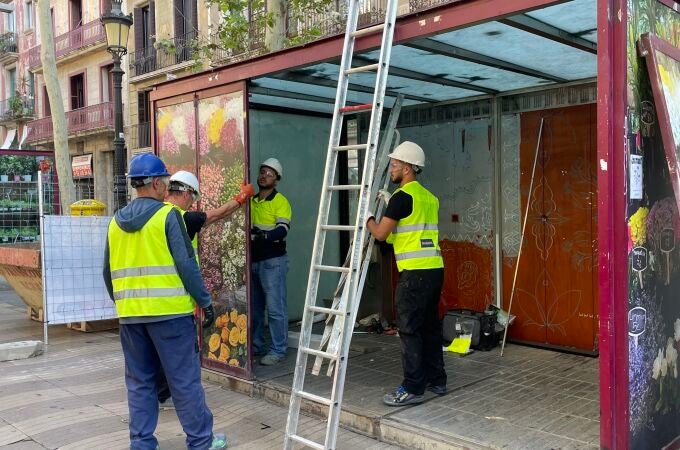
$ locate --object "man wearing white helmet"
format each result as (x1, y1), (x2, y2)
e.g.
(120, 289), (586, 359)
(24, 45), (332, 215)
(157, 170), (254, 408)
(366, 141), (446, 406)
(251, 158), (291, 366)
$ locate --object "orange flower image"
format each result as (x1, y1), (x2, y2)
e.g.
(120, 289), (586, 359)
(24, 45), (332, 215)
(239, 328), (247, 345)
(229, 359), (240, 367)
(220, 327), (230, 343)
(236, 314), (247, 331)
(218, 343), (230, 362)
(229, 327), (240, 346)
(208, 352), (217, 360)
(208, 333), (221, 353)
(230, 309), (238, 323)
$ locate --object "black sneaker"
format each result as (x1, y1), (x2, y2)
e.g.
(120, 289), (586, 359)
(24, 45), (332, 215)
(382, 385), (424, 406)
(426, 384), (447, 395)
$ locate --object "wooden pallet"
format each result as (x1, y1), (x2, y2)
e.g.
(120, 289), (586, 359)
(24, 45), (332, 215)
(66, 319), (119, 332)
(28, 306), (43, 322)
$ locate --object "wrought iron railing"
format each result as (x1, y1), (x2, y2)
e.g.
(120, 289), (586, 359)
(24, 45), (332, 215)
(211, 0), (465, 65)
(25, 102), (113, 142)
(28, 19), (105, 70)
(128, 31), (198, 77)
(0, 32), (17, 55)
(125, 122), (151, 150)
(0, 96), (35, 122)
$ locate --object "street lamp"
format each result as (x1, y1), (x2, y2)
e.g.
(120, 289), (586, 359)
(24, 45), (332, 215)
(101, 0), (132, 210)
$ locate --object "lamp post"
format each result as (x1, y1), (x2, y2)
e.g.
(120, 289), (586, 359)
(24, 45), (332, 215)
(101, 0), (132, 210)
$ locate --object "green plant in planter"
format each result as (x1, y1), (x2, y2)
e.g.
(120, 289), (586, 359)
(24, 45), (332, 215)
(7, 95), (23, 117)
(18, 157), (37, 175)
(154, 37), (177, 55)
(0, 156), (11, 176)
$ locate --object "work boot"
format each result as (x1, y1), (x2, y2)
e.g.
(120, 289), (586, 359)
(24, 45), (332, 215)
(426, 383), (447, 395)
(382, 385), (424, 406)
(260, 353), (285, 366)
(208, 433), (229, 449)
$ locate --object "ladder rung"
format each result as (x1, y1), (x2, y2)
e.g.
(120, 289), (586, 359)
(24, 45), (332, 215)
(289, 434), (324, 450)
(339, 104), (373, 114)
(328, 184), (362, 191)
(308, 305), (346, 316)
(321, 224), (356, 232)
(333, 144), (368, 151)
(294, 389), (334, 406)
(345, 63), (379, 74)
(300, 346), (339, 360)
(314, 264), (351, 273)
(351, 23), (385, 38)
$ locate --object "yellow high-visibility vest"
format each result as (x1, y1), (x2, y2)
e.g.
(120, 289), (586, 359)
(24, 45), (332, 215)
(166, 202), (199, 263)
(387, 181), (444, 272)
(107, 204), (194, 317)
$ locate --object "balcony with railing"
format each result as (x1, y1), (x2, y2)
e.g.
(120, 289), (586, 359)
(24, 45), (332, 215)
(125, 122), (151, 150)
(211, 0), (464, 65)
(0, 32), (18, 64)
(128, 31), (198, 78)
(25, 102), (113, 143)
(0, 96), (35, 123)
(28, 19), (106, 70)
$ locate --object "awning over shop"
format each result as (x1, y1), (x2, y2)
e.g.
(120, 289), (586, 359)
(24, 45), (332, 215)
(72, 154), (93, 178)
(2, 128), (16, 149)
(249, 0), (597, 112)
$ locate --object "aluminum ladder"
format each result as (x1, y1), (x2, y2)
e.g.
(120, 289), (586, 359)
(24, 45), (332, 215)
(283, 0), (400, 447)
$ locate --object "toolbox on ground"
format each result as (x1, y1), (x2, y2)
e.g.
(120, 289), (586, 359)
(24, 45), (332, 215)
(442, 309), (499, 351)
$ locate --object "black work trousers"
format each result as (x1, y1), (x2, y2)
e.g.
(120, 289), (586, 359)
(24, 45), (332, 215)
(395, 267), (446, 395)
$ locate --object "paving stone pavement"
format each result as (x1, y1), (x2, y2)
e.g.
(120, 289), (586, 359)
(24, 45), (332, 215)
(0, 288), (399, 450)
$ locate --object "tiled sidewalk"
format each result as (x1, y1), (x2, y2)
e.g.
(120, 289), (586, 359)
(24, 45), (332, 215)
(0, 287), (398, 450)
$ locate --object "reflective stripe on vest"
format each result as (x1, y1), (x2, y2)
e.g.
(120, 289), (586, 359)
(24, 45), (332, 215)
(107, 204), (194, 317)
(387, 181), (444, 272)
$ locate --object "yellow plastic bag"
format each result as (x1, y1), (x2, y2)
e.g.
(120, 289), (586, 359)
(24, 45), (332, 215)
(445, 334), (472, 354)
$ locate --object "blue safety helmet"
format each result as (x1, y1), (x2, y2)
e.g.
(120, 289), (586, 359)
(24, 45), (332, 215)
(127, 154), (170, 179)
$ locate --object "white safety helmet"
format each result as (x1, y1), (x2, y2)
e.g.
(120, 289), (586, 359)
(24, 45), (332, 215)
(169, 170), (201, 201)
(261, 158), (283, 179)
(388, 141), (426, 169)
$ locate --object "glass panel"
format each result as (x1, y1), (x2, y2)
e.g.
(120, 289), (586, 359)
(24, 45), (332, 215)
(155, 100), (196, 174)
(196, 90), (249, 376)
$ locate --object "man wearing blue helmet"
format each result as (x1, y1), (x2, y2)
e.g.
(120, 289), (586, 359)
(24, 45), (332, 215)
(102, 153), (228, 450)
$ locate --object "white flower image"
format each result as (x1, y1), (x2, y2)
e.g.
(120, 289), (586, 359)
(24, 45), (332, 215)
(653, 347), (664, 380)
(674, 318), (680, 343)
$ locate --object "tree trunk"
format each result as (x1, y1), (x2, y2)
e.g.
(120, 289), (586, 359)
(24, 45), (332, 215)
(265, 0), (286, 51)
(37, 0), (75, 211)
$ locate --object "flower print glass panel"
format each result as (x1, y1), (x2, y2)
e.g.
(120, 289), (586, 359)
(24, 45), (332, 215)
(156, 101), (197, 175)
(196, 90), (249, 376)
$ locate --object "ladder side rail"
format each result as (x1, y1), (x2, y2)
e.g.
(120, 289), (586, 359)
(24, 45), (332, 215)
(283, 0), (363, 445)
(323, 0), (401, 447)
(314, 97), (403, 376)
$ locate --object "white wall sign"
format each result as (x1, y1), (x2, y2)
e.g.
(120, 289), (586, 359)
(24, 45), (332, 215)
(630, 154), (643, 200)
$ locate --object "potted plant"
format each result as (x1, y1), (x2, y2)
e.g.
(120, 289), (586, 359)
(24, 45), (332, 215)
(19, 157), (36, 182)
(6, 155), (21, 181)
(0, 156), (10, 182)
(7, 94), (23, 119)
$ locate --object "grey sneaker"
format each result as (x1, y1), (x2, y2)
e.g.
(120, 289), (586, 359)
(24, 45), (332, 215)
(159, 397), (175, 410)
(426, 384), (447, 396)
(208, 432), (229, 449)
(260, 353), (285, 366)
(383, 385), (424, 406)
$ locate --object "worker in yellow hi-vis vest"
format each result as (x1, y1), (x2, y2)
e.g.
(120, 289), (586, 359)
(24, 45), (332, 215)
(366, 141), (447, 407)
(251, 158), (291, 366)
(156, 170), (254, 410)
(102, 154), (228, 450)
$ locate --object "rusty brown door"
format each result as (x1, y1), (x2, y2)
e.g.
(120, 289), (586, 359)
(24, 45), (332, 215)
(504, 104), (598, 353)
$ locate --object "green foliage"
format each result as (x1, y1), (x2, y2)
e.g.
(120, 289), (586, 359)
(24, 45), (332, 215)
(0, 156), (37, 175)
(203, 0), (336, 63)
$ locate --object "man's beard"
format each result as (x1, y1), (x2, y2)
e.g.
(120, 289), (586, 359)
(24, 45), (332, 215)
(390, 173), (402, 184)
(258, 180), (275, 189)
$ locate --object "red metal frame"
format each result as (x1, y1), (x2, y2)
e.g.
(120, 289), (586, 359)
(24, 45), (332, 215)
(657, 0), (680, 11)
(597, 0), (629, 448)
(151, 0), (565, 102)
(639, 33), (680, 216)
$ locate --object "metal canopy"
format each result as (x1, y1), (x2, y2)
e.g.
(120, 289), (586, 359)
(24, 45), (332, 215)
(250, 0), (597, 113)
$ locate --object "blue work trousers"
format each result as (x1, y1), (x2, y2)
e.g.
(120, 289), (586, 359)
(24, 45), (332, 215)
(119, 315), (213, 450)
(251, 254), (289, 357)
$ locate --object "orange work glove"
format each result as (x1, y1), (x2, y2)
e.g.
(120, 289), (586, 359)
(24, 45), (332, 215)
(232, 182), (255, 205)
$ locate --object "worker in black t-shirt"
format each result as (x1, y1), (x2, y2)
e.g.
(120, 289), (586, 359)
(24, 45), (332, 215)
(157, 170), (254, 409)
(366, 141), (446, 406)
